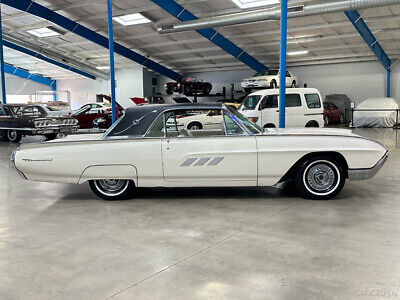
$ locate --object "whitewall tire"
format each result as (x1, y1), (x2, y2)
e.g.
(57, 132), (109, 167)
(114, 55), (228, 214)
(89, 179), (135, 200)
(295, 157), (345, 200)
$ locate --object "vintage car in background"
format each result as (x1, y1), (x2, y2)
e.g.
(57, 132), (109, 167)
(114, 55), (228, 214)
(73, 103), (122, 129)
(167, 109), (222, 130)
(241, 69), (298, 93)
(12, 104), (387, 201)
(323, 102), (344, 125)
(353, 97), (399, 128)
(238, 88), (324, 129)
(0, 104), (78, 142)
(165, 77), (213, 96)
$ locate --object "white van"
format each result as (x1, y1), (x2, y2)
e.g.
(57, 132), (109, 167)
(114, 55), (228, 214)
(238, 88), (324, 129)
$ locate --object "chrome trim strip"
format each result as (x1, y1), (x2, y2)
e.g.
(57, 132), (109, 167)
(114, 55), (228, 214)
(10, 149), (27, 180)
(194, 157), (210, 166)
(348, 151), (388, 181)
(208, 157), (224, 166)
(181, 157), (197, 166)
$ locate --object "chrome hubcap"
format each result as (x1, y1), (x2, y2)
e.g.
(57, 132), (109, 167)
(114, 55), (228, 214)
(8, 130), (17, 140)
(190, 125), (200, 130)
(96, 179), (127, 195)
(306, 163), (336, 192)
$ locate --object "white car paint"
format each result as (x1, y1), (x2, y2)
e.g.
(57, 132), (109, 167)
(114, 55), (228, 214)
(241, 69), (298, 91)
(74, 103), (111, 115)
(12, 124), (386, 188)
(41, 105), (72, 117)
(173, 110), (223, 130)
(238, 88), (324, 129)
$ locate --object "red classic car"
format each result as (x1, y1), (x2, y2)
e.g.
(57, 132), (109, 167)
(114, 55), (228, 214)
(165, 77), (212, 96)
(73, 103), (122, 129)
(323, 102), (344, 125)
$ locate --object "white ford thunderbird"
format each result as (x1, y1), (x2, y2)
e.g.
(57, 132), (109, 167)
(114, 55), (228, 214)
(11, 104), (388, 200)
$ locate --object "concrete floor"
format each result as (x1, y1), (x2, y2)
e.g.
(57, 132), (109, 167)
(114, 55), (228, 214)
(0, 129), (399, 299)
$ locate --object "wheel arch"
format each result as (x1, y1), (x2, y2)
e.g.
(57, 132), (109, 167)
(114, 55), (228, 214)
(278, 151), (349, 183)
(305, 120), (320, 127)
(78, 164), (138, 185)
(186, 120), (203, 129)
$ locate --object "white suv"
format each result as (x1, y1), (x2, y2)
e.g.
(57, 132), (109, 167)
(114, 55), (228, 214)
(241, 69), (298, 93)
(238, 88), (324, 129)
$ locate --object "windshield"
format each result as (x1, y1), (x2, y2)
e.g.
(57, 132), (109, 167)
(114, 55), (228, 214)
(12, 105), (46, 117)
(46, 106), (60, 111)
(254, 69), (279, 77)
(227, 106), (261, 134)
(239, 95), (261, 110)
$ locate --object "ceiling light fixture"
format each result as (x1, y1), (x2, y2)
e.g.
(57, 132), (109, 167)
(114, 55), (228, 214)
(113, 13), (151, 26)
(230, 0), (279, 9)
(27, 27), (61, 37)
(288, 50), (309, 56)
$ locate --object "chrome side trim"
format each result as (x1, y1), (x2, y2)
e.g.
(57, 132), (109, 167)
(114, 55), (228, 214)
(348, 151), (388, 181)
(194, 157), (210, 166)
(208, 157), (224, 166)
(181, 157), (197, 166)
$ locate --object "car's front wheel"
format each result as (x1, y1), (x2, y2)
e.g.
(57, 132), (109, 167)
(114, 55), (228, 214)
(295, 156), (345, 200)
(7, 130), (22, 143)
(44, 133), (58, 140)
(89, 179), (135, 200)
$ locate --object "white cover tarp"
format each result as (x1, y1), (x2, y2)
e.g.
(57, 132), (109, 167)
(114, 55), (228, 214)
(353, 98), (399, 128)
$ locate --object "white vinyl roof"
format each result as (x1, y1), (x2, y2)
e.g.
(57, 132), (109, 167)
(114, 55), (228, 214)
(1, 0), (400, 80)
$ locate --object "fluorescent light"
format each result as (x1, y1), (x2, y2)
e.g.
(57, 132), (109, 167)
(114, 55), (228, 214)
(27, 27), (60, 37)
(96, 66), (110, 70)
(113, 13), (151, 26)
(230, 0), (279, 9)
(288, 50), (309, 56)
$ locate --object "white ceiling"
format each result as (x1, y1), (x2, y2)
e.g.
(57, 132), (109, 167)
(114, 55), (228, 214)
(1, 0), (400, 80)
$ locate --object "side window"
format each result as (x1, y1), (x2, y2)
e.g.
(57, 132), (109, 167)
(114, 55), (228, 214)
(305, 94), (321, 109)
(224, 113), (244, 135)
(146, 114), (165, 138)
(260, 95), (278, 110)
(286, 71), (291, 77)
(165, 112), (179, 137)
(285, 94), (301, 107)
(0, 108), (5, 116)
(165, 109), (226, 138)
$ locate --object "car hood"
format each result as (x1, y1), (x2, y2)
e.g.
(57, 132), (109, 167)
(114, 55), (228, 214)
(243, 76), (272, 81)
(263, 127), (356, 137)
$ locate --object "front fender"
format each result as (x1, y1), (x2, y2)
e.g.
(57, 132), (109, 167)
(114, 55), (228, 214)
(78, 164), (138, 185)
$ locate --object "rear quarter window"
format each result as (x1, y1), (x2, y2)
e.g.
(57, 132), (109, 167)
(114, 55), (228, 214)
(305, 94), (322, 109)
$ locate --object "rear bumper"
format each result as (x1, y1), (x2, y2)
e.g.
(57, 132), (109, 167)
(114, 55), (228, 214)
(33, 125), (79, 135)
(348, 151), (388, 181)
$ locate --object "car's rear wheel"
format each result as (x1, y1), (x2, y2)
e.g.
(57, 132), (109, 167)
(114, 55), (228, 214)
(187, 122), (203, 130)
(324, 115), (329, 126)
(89, 179), (134, 200)
(44, 133), (58, 140)
(270, 81), (277, 89)
(7, 130), (22, 143)
(295, 156), (345, 200)
(291, 81), (296, 88)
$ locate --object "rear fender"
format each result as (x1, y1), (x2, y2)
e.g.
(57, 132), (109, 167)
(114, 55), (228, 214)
(78, 164), (138, 185)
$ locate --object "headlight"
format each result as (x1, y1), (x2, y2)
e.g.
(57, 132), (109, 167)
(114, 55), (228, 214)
(177, 83), (181, 87)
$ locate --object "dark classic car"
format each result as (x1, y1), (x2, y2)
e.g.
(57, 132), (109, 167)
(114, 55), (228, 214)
(165, 77), (213, 96)
(0, 104), (79, 142)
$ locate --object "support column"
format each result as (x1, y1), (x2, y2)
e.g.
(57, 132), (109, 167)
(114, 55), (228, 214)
(107, 0), (117, 123)
(279, 0), (288, 128)
(0, 5), (6, 104)
(387, 69), (391, 98)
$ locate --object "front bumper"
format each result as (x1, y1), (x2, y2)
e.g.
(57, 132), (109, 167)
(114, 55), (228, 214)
(348, 151), (388, 181)
(10, 149), (27, 180)
(241, 81), (268, 88)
